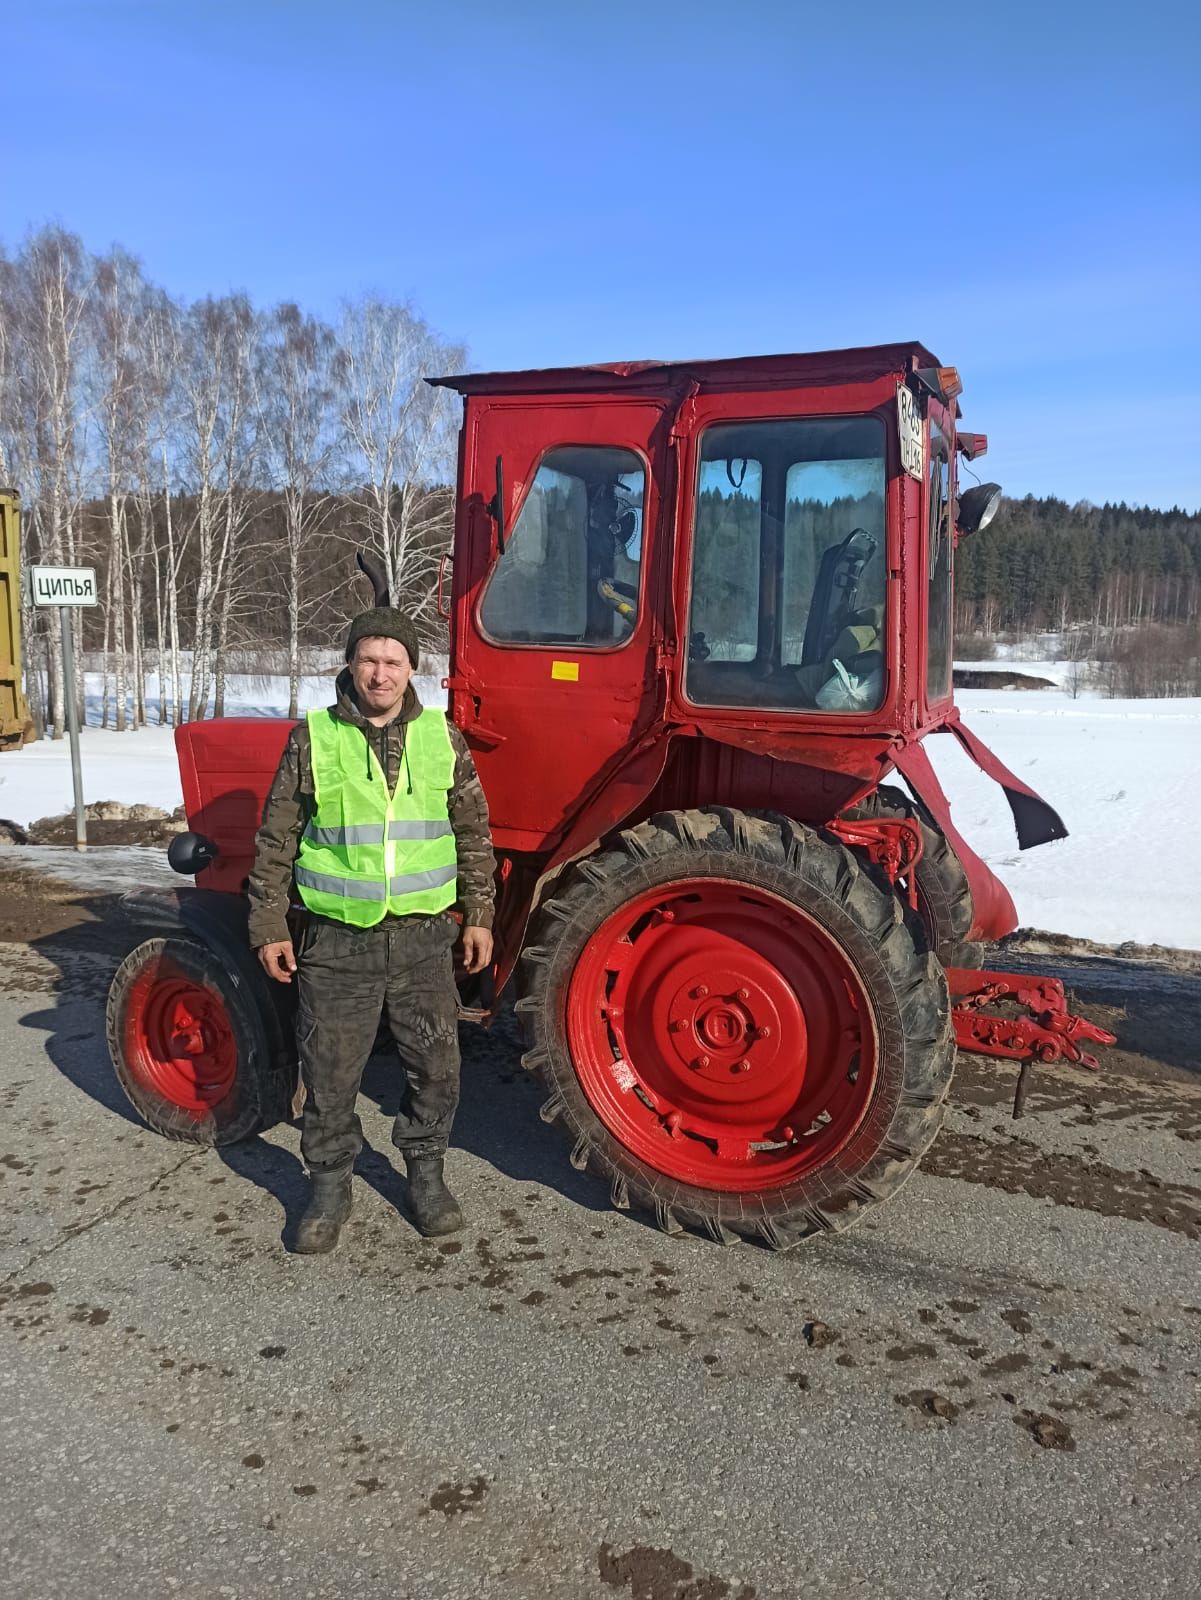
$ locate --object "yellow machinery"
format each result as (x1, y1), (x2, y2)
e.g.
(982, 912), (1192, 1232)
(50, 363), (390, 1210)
(0, 490), (33, 749)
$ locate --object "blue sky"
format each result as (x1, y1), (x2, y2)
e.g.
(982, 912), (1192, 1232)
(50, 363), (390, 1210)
(6, 0), (1199, 509)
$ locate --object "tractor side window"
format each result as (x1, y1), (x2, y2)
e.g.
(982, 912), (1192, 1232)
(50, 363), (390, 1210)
(479, 445), (645, 647)
(926, 422), (953, 700)
(686, 417), (887, 712)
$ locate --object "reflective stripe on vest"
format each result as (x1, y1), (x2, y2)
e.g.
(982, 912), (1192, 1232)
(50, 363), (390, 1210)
(294, 707), (458, 927)
(301, 819), (453, 848)
(294, 861), (458, 900)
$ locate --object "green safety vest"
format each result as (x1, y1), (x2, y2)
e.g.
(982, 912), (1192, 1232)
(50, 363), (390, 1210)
(294, 706), (458, 927)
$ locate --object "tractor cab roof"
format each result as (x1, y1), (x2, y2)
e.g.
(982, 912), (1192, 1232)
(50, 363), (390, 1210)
(429, 340), (942, 398)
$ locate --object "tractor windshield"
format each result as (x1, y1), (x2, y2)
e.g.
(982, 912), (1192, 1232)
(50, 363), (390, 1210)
(685, 416), (887, 712)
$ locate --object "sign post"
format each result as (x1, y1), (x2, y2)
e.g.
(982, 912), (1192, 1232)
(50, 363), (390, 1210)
(30, 566), (98, 852)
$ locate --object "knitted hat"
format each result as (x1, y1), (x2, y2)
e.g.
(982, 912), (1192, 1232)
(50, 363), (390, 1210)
(344, 608), (419, 670)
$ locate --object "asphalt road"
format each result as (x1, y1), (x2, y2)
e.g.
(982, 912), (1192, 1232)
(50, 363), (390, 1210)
(1, 854), (1199, 1600)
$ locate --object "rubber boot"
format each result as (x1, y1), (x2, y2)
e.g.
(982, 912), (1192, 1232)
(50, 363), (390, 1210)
(293, 1166), (353, 1254)
(403, 1153), (463, 1237)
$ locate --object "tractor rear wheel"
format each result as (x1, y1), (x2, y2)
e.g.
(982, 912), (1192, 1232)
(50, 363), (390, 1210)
(848, 784), (984, 968)
(107, 935), (290, 1145)
(517, 808), (954, 1247)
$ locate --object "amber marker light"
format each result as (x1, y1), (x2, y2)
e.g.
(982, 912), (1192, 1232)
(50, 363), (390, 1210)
(957, 432), (988, 459)
(936, 366), (963, 400)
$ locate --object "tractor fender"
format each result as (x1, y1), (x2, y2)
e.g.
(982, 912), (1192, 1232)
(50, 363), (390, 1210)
(488, 727), (677, 998)
(119, 886), (298, 1084)
(890, 739), (1019, 944)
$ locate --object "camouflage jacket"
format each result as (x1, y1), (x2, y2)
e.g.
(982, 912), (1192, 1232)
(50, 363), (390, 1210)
(247, 671), (496, 948)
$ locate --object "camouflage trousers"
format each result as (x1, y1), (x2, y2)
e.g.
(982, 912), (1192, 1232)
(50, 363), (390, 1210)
(295, 912), (461, 1172)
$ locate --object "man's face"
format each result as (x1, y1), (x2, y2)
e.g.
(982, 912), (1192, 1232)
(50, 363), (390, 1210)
(351, 636), (413, 717)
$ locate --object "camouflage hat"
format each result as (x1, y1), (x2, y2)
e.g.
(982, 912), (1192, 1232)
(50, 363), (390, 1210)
(344, 608), (419, 670)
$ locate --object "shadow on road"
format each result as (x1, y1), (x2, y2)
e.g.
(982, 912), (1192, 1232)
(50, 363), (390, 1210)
(18, 875), (608, 1233)
(360, 1007), (609, 1215)
(18, 889), (146, 1130)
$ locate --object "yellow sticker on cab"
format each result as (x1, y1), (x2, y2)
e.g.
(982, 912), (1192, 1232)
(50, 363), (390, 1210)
(551, 660), (580, 682)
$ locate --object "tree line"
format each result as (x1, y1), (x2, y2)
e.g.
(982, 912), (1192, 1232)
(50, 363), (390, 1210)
(0, 225), (464, 735)
(955, 494), (1201, 637)
(5, 222), (1196, 738)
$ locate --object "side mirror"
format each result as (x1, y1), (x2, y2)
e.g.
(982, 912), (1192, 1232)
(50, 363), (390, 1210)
(168, 831), (219, 875)
(956, 482), (1002, 537)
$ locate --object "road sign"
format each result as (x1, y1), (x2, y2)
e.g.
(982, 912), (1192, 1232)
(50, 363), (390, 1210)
(30, 565), (98, 607)
(30, 566), (97, 848)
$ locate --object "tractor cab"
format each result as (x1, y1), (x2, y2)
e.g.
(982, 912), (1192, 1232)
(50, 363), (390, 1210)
(432, 343), (1032, 968)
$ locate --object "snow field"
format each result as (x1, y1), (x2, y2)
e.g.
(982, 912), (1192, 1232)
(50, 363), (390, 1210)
(922, 693), (1201, 949)
(1, 675), (1198, 950)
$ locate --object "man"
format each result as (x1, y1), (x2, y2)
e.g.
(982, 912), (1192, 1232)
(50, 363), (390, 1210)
(248, 607), (495, 1253)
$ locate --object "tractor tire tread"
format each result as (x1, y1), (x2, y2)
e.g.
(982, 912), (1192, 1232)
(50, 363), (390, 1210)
(846, 783), (985, 968)
(518, 806), (955, 1248)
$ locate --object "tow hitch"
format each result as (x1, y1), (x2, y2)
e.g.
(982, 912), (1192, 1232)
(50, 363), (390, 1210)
(944, 966), (1117, 1119)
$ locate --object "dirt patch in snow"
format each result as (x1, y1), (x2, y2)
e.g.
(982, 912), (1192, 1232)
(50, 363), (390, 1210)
(953, 669), (1056, 690)
(998, 929), (1201, 976)
(13, 800), (189, 848)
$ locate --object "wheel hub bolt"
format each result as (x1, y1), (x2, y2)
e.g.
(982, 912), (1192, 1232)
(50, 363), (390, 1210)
(693, 984), (709, 999)
(694, 1054), (712, 1070)
(670, 1019), (688, 1033)
(734, 1059), (750, 1073)
(758, 1025), (772, 1040)
(738, 987), (750, 1001)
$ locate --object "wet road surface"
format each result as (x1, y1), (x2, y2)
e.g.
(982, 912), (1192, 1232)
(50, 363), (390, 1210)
(1, 856), (1199, 1599)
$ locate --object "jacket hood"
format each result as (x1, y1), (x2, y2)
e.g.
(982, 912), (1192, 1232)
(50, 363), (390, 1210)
(332, 668), (424, 728)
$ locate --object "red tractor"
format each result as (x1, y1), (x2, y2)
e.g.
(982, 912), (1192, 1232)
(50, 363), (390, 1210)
(106, 343), (1112, 1246)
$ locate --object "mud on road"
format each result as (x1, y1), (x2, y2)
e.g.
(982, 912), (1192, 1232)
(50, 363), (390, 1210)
(1, 851), (1199, 1600)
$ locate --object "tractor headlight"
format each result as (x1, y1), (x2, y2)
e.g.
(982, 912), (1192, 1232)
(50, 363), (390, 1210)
(956, 482), (1002, 536)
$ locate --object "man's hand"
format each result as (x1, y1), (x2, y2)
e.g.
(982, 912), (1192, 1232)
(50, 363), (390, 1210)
(258, 940), (297, 983)
(460, 926), (494, 975)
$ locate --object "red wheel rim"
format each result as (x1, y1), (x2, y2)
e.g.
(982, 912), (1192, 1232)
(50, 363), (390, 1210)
(123, 957), (238, 1115)
(566, 879), (879, 1191)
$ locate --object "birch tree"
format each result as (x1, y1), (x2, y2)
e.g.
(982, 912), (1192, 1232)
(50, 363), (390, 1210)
(9, 229), (93, 736)
(132, 291), (187, 724)
(91, 248), (148, 730)
(337, 296), (463, 636)
(177, 295), (259, 720)
(261, 303), (339, 717)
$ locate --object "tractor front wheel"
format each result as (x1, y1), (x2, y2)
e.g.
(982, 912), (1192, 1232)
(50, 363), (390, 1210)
(106, 935), (289, 1145)
(518, 808), (954, 1247)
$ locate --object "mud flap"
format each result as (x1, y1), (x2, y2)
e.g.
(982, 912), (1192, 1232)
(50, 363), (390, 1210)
(942, 714), (1068, 849)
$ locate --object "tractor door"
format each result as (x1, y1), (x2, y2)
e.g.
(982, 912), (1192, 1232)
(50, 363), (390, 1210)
(451, 399), (669, 850)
